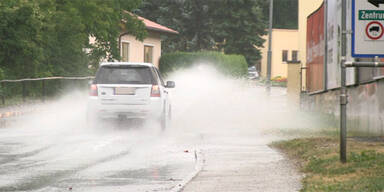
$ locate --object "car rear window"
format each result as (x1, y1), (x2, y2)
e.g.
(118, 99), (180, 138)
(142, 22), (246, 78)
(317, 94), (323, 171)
(95, 65), (156, 85)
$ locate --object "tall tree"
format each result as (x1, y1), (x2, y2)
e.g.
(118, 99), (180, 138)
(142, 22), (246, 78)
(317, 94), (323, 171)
(272, 0), (298, 29)
(210, 0), (267, 65)
(0, 0), (147, 79)
(0, 0), (44, 78)
(136, 0), (268, 66)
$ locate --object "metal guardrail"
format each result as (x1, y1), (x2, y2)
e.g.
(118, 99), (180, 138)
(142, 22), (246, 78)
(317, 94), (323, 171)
(0, 76), (94, 83)
(0, 76), (94, 105)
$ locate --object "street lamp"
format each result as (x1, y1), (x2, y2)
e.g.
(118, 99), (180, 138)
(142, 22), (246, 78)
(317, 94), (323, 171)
(266, 0), (273, 94)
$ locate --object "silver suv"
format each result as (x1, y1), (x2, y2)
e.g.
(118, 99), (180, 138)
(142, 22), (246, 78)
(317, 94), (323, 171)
(87, 62), (175, 130)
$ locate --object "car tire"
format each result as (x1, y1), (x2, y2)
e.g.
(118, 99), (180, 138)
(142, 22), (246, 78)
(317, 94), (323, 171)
(160, 105), (171, 131)
(160, 112), (167, 131)
(167, 106), (172, 128)
(86, 114), (93, 129)
(86, 111), (101, 129)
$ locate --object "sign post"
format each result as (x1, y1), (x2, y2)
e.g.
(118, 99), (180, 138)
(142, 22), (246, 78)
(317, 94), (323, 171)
(340, 0), (348, 163)
(340, 0), (384, 163)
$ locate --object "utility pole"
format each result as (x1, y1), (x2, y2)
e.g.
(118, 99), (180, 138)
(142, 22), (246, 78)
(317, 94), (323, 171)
(324, 0), (328, 91)
(339, 0), (384, 163)
(266, 0), (273, 94)
(340, 0), (347, 163)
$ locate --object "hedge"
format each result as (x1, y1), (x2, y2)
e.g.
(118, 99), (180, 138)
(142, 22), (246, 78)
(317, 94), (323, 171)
(159, 51), (248, 77)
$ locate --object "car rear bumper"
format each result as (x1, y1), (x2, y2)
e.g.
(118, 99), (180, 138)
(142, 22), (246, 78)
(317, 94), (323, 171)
(87, 96), (163, 119)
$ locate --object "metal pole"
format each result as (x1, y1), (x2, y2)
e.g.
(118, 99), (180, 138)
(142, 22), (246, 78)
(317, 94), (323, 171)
(300, 67), (307, 93)
(344, 60), (384, 67)
(324, 0), (328, 91)
(266, 0), (273, 94)
(340, 60), (347, 163)
(340, 0), (347, 163)
(299, 66), (307, 110)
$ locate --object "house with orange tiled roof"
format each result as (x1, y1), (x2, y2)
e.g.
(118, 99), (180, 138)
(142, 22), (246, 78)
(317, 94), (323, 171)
(89, 15), (178, 68)
(118, 16), (178, 68)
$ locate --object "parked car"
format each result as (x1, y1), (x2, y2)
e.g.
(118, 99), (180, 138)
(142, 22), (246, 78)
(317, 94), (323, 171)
(247, 66), (259, 80)
(87, 62), (175, 130)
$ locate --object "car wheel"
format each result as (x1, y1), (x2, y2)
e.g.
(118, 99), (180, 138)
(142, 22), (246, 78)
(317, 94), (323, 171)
(160, 112), (167, 131)
(160, 106), (171, 131)
(86, 112), (95, 129)
(86, 111), (101, 129)
(167, 106), (172, 128)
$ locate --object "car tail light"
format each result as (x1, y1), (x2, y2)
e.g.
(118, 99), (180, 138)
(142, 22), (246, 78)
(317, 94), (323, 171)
(89, 84), (98, 96)
(151, 85), (160, 97)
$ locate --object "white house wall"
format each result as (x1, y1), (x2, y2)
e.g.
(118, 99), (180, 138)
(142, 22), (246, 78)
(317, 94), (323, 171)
(120, 32), (162, 68)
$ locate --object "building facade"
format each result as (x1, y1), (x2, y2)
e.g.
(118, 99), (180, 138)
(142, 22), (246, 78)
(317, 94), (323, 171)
(260, 0), (324, 84)
(119, 16), (178, 68)
(119, 31), (163, 67)
(90, 16), (177, 68)
(298, 0), (324, 90)
(302, 0), (384, 135)
(260, 29), (299, 79)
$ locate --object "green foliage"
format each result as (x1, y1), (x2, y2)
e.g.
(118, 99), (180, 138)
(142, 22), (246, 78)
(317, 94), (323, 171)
(271, 0), (298, 29)
(0, 0), (44, 79)
(210, 0), (267, 66)
(159, 51), (247, 77)
(0, 68), (4, 80)
(136, 0), (267, 66)
(0, 0), (146, 79)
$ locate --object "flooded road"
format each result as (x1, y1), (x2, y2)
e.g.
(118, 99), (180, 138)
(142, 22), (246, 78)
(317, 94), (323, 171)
(0, 98), (198, 192)
(0, 66), (313, 192)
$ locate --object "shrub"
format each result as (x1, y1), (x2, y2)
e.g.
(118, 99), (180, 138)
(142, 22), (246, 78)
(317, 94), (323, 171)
(159, 51), (247, 77)
(271, 76), (287, 82)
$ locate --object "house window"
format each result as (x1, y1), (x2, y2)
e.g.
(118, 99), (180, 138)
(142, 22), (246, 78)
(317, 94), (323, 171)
(144, 45), (153, 63)
(292, 50), (298, 62)
(121, 42), (129, 62)
(282, 50), (288, 62)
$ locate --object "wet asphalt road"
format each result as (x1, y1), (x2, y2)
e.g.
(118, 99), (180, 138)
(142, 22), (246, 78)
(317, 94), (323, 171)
(0, 126), (198, 192)
(0, 68), (310, 192)
(0, 95), (198, 192)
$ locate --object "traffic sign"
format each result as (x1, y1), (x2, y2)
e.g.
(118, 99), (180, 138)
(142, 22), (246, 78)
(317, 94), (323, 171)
(352, 0), (384, 57)
(365, 21), (384, 40)
(368, 0), (384, 8)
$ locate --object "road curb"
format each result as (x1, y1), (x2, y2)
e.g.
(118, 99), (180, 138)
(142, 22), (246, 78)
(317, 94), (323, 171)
(0, 107), (38, 127)
(0, 111), (24, 119)
(0, 105), (40, 120)
(170, 149), (205, 192)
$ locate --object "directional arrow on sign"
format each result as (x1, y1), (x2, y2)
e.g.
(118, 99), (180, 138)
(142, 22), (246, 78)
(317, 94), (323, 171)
(368, 0), (384, 7)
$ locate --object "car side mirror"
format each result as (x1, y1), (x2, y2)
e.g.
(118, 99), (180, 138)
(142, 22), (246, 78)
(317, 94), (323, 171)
(165, 81), (175, 88)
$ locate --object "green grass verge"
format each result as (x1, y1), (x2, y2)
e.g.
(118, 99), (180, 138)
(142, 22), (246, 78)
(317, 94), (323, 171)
(272, 137), (384, 191)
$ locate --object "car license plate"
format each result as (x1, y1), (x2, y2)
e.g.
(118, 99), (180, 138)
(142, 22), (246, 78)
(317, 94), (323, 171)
(115, 87), (136, 95)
